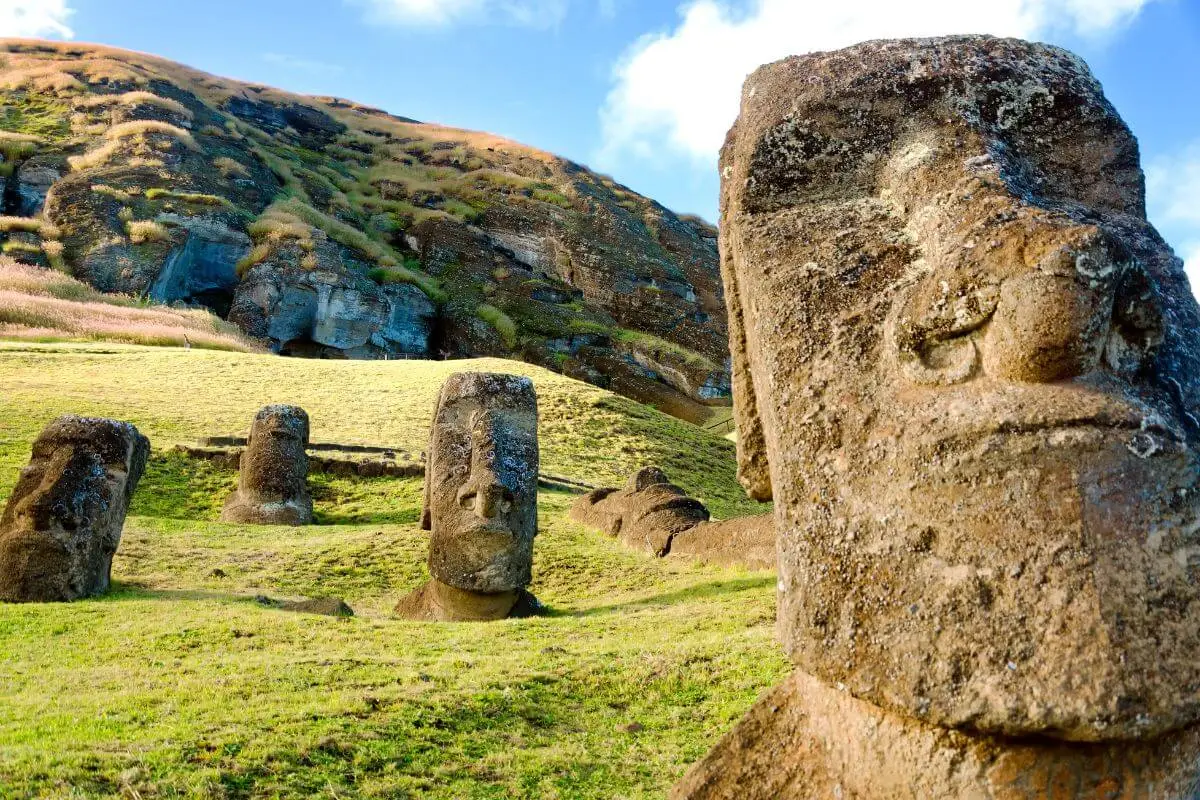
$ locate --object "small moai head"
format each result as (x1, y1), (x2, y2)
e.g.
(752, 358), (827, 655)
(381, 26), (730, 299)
(571, 466), (709, 554)
(241, 405), (310, 498)
(220, 404), (312, 525)
(0, 415), (148, 602)
(423, 373), (539, 593)
(721, 36), (1200, 740)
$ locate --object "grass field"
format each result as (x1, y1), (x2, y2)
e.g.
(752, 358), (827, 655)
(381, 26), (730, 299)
(0, 342), (780, 799)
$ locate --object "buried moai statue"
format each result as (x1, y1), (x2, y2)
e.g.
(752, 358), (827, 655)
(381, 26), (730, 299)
(395, 372), (542, 621)
(673, 36), (1200, 798)
(0, 416), (148, 602)
(571, 467), (774, 570)
(220, 405), (313, 526)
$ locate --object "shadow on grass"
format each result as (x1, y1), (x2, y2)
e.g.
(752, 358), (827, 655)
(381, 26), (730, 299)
(552, 575), (775, 618)
(102, 583), (274, 604)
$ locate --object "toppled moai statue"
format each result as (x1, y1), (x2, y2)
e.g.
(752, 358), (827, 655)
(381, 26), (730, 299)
(395, 373), (542, 621)
(220, 405), (313, 526)
(0, 416), (148, 602)
(571, 466), (774, 570)
(674, 35), (1200, 798)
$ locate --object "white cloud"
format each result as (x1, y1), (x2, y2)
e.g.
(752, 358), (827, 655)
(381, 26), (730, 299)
(0, 0), (73, 39)
(349, 0), (567, 28)
(1147, 140), (1200, 300)
(599, 0), (1156, 167)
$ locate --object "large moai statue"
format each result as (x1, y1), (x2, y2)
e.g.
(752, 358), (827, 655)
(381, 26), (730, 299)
(220, 405), (313, 526)
(571, 466), (775, 570)
(395, 372), (541, 621)
(674, 36), (1200, 798)
(0, 416), (148, 602)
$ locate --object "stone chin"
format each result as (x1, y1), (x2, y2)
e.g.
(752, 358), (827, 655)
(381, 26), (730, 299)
(428, 522), (533, 594)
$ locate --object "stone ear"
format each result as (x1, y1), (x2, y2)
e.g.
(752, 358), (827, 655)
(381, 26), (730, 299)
(721, 225), (773, 502)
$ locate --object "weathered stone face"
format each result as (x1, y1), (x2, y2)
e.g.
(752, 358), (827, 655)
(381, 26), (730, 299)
(220, 405), (313, 525)
(571, 466), (775, 569)
(721, 36), (1200, 741)
(571, 467), (711, 555)
(0, 416), (148, 602)
(423, 373), (538, 593)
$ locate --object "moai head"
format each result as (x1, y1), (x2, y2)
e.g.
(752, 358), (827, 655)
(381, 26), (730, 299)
(423, 373), (539, 593)
(721, 36), (1200, 741)
(571, 467), (710, 555)
(220, 404), (312, 525)
(0, 416), (148, 602)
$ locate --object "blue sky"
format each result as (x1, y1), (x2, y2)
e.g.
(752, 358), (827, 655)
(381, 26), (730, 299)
(2, 0), (1199, 291)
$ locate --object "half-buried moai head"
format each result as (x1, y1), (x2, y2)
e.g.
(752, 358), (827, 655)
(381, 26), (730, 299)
(721, 36), (1200, 742)
(220, 405), (312, 526)
(422, 372), (539, 594)
(571, 466), (775, 569)
(571, 467), (711, 556)
(0, 416), (148, 602)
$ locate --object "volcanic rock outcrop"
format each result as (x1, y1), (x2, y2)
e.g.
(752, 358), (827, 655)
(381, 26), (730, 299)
(220, 405), (313, 525)
(674, 35), (1200, 798)
(0, 40), (730, 423)
(571, 467), (774, 570)
(0, 415), (148, 602)
(395, 372), (542, 621)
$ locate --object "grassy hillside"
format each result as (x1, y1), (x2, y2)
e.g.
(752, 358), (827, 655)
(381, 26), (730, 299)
(0, 40), (730, 422)
(0, 342), (779, 799)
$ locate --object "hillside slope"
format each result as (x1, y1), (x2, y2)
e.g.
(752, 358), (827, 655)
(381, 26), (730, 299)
(0, 343), (779, 798)
(0, 40), (729, 422)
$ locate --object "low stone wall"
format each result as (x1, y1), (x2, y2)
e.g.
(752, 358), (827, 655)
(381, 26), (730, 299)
(173, 442), (593, 492)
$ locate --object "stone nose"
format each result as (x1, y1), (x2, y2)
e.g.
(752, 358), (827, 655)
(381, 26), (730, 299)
(980, 239), (1122, 384)
(457, 477), (512, 520)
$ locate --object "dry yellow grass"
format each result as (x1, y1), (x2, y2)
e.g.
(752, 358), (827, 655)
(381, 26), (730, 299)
(77, 90), (193, 120)
(0, 258), (255, 351)
(125, 219), (170, 243)
(213, 155), (250, 178)
(69, 119), (200, 170)
(0, 216), (58, 238)
(0, 65), (83, 94)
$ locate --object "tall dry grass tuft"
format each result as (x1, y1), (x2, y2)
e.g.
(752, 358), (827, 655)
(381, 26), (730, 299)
(0, 258), (258, 351)
(70, 120), (201, 171)
(77, 90), (193, 120)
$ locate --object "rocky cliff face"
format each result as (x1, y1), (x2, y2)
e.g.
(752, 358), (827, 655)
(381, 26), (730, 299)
(0, 40), (729, 422)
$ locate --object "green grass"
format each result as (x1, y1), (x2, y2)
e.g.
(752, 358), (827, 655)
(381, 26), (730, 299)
(477, 303), (518, 349)
(611, 329), (721, 373)
(0, 342), (779, 798)
(145, 188), (232, 207)
(269, 198), (444, 302)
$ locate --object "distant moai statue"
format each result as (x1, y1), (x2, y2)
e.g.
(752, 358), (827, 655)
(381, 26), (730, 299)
(395, 372), (541, 621)
(0, 416), (148, 602)
(673, 36), (1200, 798)
(220, 405), (313, 525)
(571, 466), (774, 570)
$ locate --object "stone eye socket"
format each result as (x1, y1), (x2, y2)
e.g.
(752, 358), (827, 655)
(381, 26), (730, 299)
(1104, 267), (1163, 376)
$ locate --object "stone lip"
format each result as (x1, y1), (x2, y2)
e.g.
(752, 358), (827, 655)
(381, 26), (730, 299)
(720, 35), (1200, 741)
(0, 415), (148, 602)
